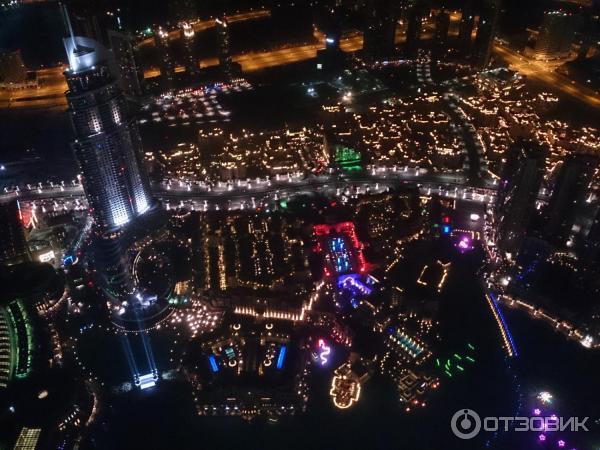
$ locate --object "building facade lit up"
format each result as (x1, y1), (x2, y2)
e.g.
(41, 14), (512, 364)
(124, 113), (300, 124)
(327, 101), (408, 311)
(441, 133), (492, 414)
(64, 36), (154, 231)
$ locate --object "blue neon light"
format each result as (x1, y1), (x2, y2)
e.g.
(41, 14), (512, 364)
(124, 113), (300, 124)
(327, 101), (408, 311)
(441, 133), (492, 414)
(209, 355), (219, 372)
(337, 274), (372, 296)
(330, 238), (353, 274)
(442, 225), (451, 234)
(276, 346), (286, 370)
(488, 292), (518, 357)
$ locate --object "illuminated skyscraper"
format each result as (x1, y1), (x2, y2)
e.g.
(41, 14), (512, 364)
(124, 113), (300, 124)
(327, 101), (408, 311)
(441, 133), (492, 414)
(495, 140), (546, 258)
(154, 27), (175, 92)
(363, 0), (398, 60)
(63, 35), (153, 231)
(543, 153), (597, 246)
(181, 22), (198, 77)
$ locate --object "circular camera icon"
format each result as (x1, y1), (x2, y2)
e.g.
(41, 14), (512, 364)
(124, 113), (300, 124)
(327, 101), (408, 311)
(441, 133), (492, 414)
(451, 409), (481, 440)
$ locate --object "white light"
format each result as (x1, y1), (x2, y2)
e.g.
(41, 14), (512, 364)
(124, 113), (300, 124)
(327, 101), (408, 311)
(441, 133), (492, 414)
(580, 335), (593, 348)
(470, 213), (480, 221)
(538, 391), (553, 404)
(38, 250), (56, 263)
(138, 373), (156, 390)
(113, 211), (130, 227)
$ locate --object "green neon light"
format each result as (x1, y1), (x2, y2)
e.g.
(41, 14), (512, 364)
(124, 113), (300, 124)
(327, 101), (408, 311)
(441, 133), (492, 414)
(456, 365), (464, 372)
(334, 145), (362, 171)
(466, 356), (475, 363)
(2, 307), (17, 384)
(14, 301), (33, 378)
(279, 200), (288, 209)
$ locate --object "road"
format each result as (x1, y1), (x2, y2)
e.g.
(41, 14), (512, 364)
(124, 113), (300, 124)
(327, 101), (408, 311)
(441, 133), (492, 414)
(1, 170), (498, 213)
(137, 10), (270, 48)
(0, 66), (67, 111)
(493, 44), (600, 108)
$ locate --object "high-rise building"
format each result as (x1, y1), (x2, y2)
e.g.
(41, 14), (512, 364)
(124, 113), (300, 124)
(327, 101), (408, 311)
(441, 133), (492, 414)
(405, 1), (425, 57)
(534, 10), (579, 60)
(0, 49), (27, 84)
(181, 22), (198, 77)
(584, 207), (600, 263)
(0, 201), (30, 266)
(543, 153), (597, 245)
(107, 29), (143, 97)
(458, 0), (475, 56)
(170, 0), (197, 23)
(154, 27), (175, 92)
(495, 140), (546, 258)
(362, 0), (398, 60)
(63, 35), (154, 232)
(472, 0), (501, 69)
(216, 16), (234, 79)
(434, 10), (451, 57)
(577, 9), (595, 60)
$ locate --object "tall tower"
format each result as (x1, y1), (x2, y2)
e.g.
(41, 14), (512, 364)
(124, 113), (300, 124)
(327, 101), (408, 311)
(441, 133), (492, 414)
(181, 22), (198, 77)
(0, 201), (30, 266)
(63, 35), (154, 232)
(216, 16), (234, 79)
(543, 154), (597, 246)
(434, 10), (451, 57)
(473, 0), (501, 69)
(108, 28), (143, 97)
(458, 0), (475, 56)
(363, 0), (398, 60)
(534, 10), (578, 60)
(495, 140), (546, 258)
(154, 27), (175, 92)
(405, 0), (425, 58)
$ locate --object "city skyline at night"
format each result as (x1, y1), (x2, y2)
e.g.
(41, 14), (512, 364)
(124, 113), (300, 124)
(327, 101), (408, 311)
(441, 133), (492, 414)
(0, 1), (599, 449)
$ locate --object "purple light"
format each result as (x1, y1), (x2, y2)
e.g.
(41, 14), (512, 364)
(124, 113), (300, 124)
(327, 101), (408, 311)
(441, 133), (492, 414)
(456, 235), (473, 252)
(557, 440), (565, 448)
(317, 339), (331, 366)
(539, 434), (547, 442)
(534, 408), (541, 416)
(458, 239), (470, 249)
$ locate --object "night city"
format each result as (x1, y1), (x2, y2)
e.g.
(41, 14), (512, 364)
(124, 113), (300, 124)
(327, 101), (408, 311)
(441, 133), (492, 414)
(0, 0), (599, 449)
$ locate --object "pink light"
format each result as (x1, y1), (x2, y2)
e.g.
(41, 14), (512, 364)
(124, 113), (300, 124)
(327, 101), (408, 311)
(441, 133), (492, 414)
(539, 434), (546, 442)
(534, 408), (541, 416)
(557, 440), (565, 448)
(317, 339), (331, 366)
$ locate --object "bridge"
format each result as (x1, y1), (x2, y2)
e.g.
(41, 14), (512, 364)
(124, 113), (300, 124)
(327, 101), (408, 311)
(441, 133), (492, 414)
(1, 167), (499, 214)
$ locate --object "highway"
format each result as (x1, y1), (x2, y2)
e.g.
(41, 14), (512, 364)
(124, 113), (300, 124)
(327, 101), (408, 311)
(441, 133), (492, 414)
(0, 66), (67, 111)
(493, 44), (600, 109)
(1, 169), (499, 214)
(137, 10), (271, 48)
